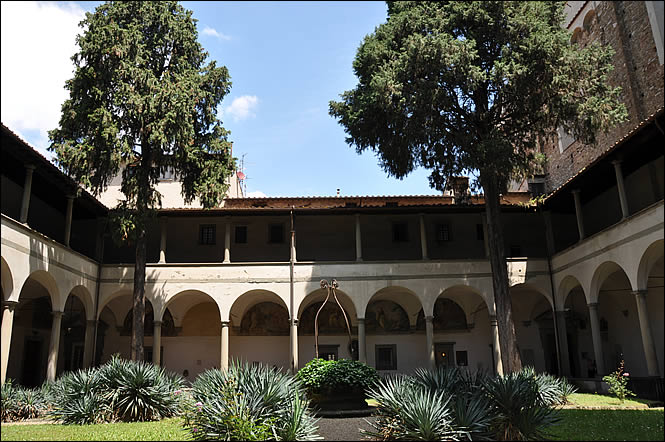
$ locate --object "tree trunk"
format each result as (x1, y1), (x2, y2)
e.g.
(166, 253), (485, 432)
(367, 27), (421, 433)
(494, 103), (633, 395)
(131, 227), (146, 361)
(481, 170), (523, 374)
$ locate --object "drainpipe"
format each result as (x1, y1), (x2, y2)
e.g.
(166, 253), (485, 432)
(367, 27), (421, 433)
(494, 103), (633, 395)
(541, 208), (563, 377)
(289, 207), (297, 373)
(91, 221), (106, 367)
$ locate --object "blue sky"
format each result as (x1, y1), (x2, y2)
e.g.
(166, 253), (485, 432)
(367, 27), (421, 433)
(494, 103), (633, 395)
(1, 1), (440, 197)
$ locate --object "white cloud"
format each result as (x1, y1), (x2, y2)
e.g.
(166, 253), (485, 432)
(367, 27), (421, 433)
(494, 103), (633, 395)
(223, 95), (259, 122)
(202, 26), (231, 41)
(1, 1), (86, 158)
(246, 191), (267, 198)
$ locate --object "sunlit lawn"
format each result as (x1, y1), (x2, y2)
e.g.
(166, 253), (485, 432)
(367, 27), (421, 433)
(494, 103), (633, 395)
(0, 417), (191, 441)
(549, 409), (664, 441)
(566, 392), (656, 408)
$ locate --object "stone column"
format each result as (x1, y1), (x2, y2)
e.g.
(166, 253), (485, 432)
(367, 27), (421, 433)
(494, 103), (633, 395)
(221, 320), (229, 371)
(83, 319), (96, 368)
(64, 195), (75, 247)
(355, 214), (363, 261)
(419, 213), (428, 260)
(489, 315), (504, 376)
(223, 217), (231, 263)
(587, 303), (605, 376)
(357, 318), (367, 363)
(555, 310), (571, 376)
(1, 301), (19, 384)
(633, 290), (660, 377)
(19, 164), (36, 223)
(290, 319), (299, 373)
(425, 316), (435, 369)
(152, 321), (162, 366)
(572, 189), (585, 241)
(47, 311), (64, 382)
(159, 218), (168, 263)
(612, 160), (630, 219)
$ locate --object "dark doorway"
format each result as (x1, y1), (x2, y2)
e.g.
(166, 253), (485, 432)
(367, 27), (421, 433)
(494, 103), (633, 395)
(435, 343), (455, 367)
(22, 338), (43, 387)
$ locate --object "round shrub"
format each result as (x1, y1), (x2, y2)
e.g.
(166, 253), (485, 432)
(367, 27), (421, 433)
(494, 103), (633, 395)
(297, 358), (379, 395)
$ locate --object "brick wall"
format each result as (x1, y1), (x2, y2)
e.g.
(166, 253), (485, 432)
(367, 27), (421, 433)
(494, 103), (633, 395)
(543, 1), (664, 192)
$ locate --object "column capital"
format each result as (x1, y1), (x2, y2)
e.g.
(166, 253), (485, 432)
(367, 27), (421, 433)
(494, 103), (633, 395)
(24, 164), (36, 171)
(632, 289), (649, 298)
(159, 216), (168, 226)
(611, 159), (623, 166)
(221, 320), (230, 327)
(356, 317), (365, 324)
(153, 320), (163, 327)
(86, 319), (97, 326)
(488, 315), (498, 325)
(571, 188), (581, 195)
(587, 302), (599, 310)
(425, 315), (434, 323)
(291, 318), (299, 326)
(51, 311), (64, 318)
(2, 300), (20, 311)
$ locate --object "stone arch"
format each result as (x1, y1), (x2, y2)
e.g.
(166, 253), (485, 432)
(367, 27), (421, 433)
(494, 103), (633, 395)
(1, 256), (13, 301)
(298, 287), (356, 335)
(160, 289), (221, 325)
(590, 261), (633, 303)
(63, 285), (94, 321)
(637, 239), (664, 291)
(229, 290), (288, 328)
(571, 27), (583, 44)
(21, 270), (59, 309)
(558, 274), (585, 306)
(582, 8), (596, 30)
(417, 285), (481, 332)
(364, 286), (423, 329)
(510, 282), (554, 310)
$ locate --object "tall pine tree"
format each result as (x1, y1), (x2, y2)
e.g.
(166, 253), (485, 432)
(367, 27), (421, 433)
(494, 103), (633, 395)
(49, 1), (234, 361)
(330, 1), (626, 373)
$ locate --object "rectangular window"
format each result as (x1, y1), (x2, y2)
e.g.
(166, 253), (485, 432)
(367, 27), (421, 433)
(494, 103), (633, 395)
(235, 226), (248, 244)
(269, 223), (284, 243)
(199, 224), (216, 245)
(158, 167), (175, 181)
(392, 222), (408, 242)
(557, 127), (576, 153)
(375, 344), (397, 370)
(319, 345), (339, 361)
(476, 224), (484, 241)
(509, 245), (522, 257)
(456, 350), (468, 367)
(436, 224), (450, 242)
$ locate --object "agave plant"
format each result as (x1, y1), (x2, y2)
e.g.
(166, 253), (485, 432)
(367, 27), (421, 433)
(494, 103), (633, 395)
(412, 366), (462, 395)
(99, 355), (186, 422)
(483, 371), (560, 441)
(1, 380), (19, 422)
(1, 380), (48, 422)
(48, 367), (110, 424)
(365, 374), (459, 441)
(185, 360), (320, 441)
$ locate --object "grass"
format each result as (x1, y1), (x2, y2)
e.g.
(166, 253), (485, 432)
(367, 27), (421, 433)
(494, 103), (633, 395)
(566, 392), (656, 408)
(0, 417), (191, 441)
(548, 409), (664, 441)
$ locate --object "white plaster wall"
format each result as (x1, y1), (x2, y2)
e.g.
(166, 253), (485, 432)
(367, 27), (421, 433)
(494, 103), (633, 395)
(366, 334), (428, 374)
(231, 336), (290, 371)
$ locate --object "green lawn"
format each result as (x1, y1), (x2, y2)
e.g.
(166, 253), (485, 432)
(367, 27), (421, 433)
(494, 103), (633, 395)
(0, 418), (191, 441)
(566, 392), (656, 408)
(548, 409), (664, 441)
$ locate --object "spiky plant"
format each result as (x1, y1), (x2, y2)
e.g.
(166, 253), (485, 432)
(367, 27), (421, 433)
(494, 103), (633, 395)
(412, 366), (462, 394)
(48, 368), (110, 424)
(483, 371), (560, 441)
(185, 360), (320, 441)
(99, 355), (186, 422)
(1, 380), (19, 422)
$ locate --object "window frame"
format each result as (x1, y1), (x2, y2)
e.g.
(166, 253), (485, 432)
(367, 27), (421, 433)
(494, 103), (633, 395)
(199, 224), (216, 245)
(375, 344), (397, 371)
(268, 223), (284, 244)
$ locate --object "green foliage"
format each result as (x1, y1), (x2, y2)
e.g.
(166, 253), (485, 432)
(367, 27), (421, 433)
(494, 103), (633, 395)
(366, 367), (570, 441)
(49, 0), (235, 234)
(183, 360), (321, 441)
(602, 360), (636, 403)
(297, 358), (379, 394)
(1, 380), (48, 422)
(330, 1), (626, 192)
(47, 354), (186, 425)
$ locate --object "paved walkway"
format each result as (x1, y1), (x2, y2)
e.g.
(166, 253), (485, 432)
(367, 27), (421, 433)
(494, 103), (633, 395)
(316, 416), (377, 441)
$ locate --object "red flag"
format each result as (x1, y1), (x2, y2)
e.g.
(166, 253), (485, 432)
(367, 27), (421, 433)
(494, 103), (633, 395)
(237, 171), (246, 180)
